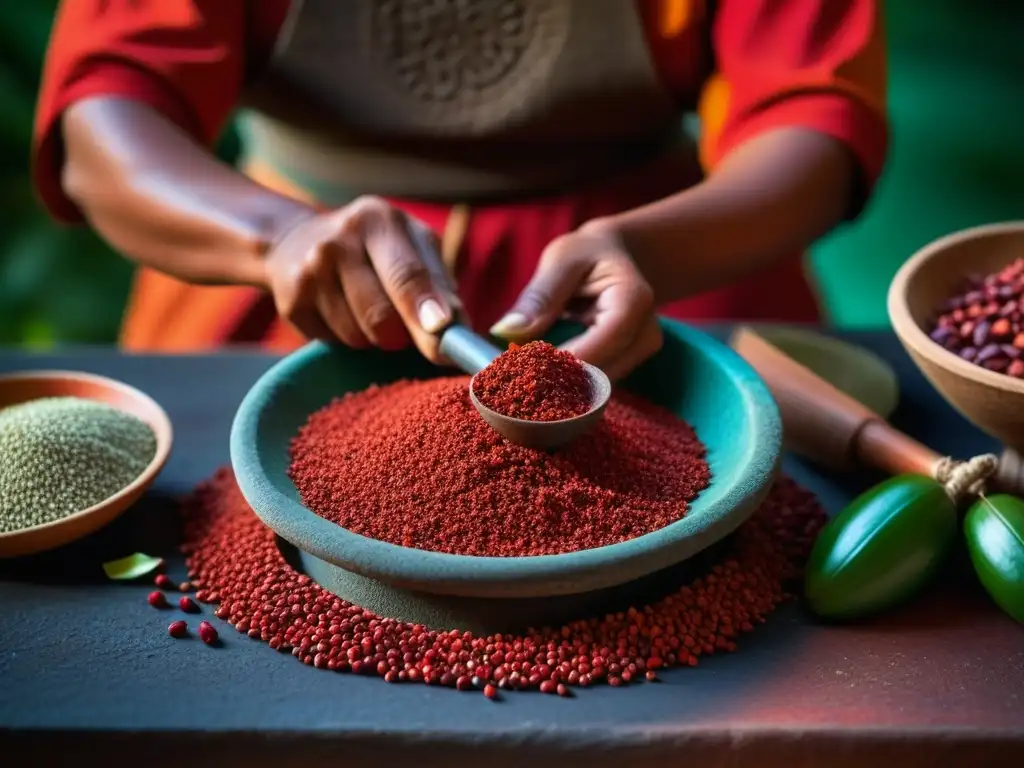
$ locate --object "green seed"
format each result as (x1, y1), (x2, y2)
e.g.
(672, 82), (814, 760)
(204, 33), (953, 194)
(0, 396), (157, 533)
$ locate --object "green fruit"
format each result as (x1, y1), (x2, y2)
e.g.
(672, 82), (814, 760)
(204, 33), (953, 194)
(964, 494), (1024, 623)
(804, 473), (957, 620)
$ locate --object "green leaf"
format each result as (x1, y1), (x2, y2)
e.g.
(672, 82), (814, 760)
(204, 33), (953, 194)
(102, 553), (165, 581)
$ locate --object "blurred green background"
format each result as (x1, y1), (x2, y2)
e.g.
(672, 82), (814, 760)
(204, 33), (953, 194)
(2, 1), (1023, 347)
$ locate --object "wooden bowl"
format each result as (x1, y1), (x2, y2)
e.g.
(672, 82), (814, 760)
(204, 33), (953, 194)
(231, 318), (782, 628)
(888, 221), (1024, 454)
(0, 371), (173, 558)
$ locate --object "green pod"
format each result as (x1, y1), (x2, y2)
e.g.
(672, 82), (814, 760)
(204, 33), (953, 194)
(804, 473), (957, 620)
(964, 494), (1024, 624)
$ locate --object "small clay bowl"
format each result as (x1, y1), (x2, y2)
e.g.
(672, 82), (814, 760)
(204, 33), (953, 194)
(231, 319), (782, 626)
(889, 221), (1024, 455)
(0, 371), (173, 558)
(754, 325), (900, 419)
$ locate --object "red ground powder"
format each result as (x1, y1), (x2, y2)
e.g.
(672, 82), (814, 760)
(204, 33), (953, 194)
(288, 377), (711, 557)
(181, 469), (825, 694)
(472, 341), (591, 421)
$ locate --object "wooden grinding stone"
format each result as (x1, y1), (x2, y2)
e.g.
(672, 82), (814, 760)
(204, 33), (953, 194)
(231, 320), (781, 632)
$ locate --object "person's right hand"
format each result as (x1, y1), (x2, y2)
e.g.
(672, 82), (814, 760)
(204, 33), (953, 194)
(264, 196), (460, 362)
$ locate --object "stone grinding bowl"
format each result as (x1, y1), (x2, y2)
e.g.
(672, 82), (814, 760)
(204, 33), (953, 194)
(0, 371), (173, 558)
(889, 221), (1024, 460)
(230, 320), (782, 633)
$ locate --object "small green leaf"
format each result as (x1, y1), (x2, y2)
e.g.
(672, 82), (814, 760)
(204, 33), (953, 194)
(102, 553), (164, 581)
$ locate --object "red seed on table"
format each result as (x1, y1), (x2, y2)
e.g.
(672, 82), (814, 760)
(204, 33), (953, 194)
(179, 444), (824, 697)
(179, 596), (200, 613)
(179, 581), (193, 593)
(198, 620), (218, 645)
(168, 620), (188, 638)
(154, 574), (174, 589)
(483, 683), (498, 700)
(147, 591), (169, 608)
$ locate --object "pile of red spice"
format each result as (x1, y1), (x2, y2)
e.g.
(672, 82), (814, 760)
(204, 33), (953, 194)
(472, 341), (591, 421)
(928, 258), (1024, 377)
(288, 377), (711, 557)
(181, 468), (825, 695)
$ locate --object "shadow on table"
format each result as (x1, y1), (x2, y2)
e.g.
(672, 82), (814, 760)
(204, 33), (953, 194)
(0, 491), (183, 585)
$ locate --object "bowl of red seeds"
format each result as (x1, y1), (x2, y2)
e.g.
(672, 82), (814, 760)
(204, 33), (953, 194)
(230, 320), (781, 632)
(889, 221), (1024, 457)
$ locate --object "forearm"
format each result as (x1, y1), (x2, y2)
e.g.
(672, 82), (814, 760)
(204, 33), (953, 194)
(596, 128), (858, 303)
(61, 97), (313, 287)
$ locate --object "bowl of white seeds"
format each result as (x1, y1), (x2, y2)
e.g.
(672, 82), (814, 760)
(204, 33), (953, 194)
(0, 371), (172, 558)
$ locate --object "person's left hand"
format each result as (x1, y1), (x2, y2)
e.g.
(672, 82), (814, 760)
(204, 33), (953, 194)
(489, 221), (662, 381)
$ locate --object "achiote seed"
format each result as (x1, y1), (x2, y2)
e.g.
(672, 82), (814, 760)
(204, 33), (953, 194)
(198, 620), (218, 645)
(179, 596), (199, 613)
(147, 591), (168, 608)
(168, 620), (188, 638)
(155, 574), (174, 589)
(180, 465), (824, 698)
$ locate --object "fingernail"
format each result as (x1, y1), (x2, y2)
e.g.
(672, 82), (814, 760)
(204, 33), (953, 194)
(489, 312), (531, 338)
(418, 298), (450, 334)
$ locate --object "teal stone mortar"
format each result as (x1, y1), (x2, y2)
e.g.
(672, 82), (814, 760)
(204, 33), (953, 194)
(231, 320), (782, 632)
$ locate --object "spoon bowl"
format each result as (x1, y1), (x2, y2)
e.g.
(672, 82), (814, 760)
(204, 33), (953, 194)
(438, 324), (613, 449)
(469, 361), (612, 450)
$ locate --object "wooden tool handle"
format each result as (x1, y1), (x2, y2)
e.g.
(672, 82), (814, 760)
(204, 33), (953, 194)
(729, 327), (941, 477)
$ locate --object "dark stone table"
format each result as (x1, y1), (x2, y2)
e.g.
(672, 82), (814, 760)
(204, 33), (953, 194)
(1, 332), (1022, 767)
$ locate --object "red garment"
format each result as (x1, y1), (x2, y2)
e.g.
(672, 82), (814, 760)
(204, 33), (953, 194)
(33, 0), (887, 352)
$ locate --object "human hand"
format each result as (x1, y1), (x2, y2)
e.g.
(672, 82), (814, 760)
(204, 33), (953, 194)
(264, 196), (460, 362)
(489, 222), (662, 380)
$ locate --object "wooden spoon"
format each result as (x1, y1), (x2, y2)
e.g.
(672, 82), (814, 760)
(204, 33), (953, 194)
(729, 326), (1024, 495)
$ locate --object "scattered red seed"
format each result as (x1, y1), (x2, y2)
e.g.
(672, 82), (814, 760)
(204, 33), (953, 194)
(168, 620), (188, 638)
(645, 670), (658, 682)
(179, 596), (200, 613)
(483, 683), (498, 700)
(179, 581), (193, 592)
(154, 574), (174, 589)
(147, 590), (169, 608)
(180, 467), (824, 696)
(472, 341), (591, 421)
(198, 620), (218, 645)
(288, 379), (711, 557)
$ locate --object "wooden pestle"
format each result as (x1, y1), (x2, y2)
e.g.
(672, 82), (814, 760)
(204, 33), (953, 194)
(729, 326), (1024, 495)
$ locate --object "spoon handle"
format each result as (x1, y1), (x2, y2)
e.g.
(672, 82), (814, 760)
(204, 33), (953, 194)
(729, 326), (941, 477)
(404, 219), (502, 375)
(439, 325), (502, 375)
